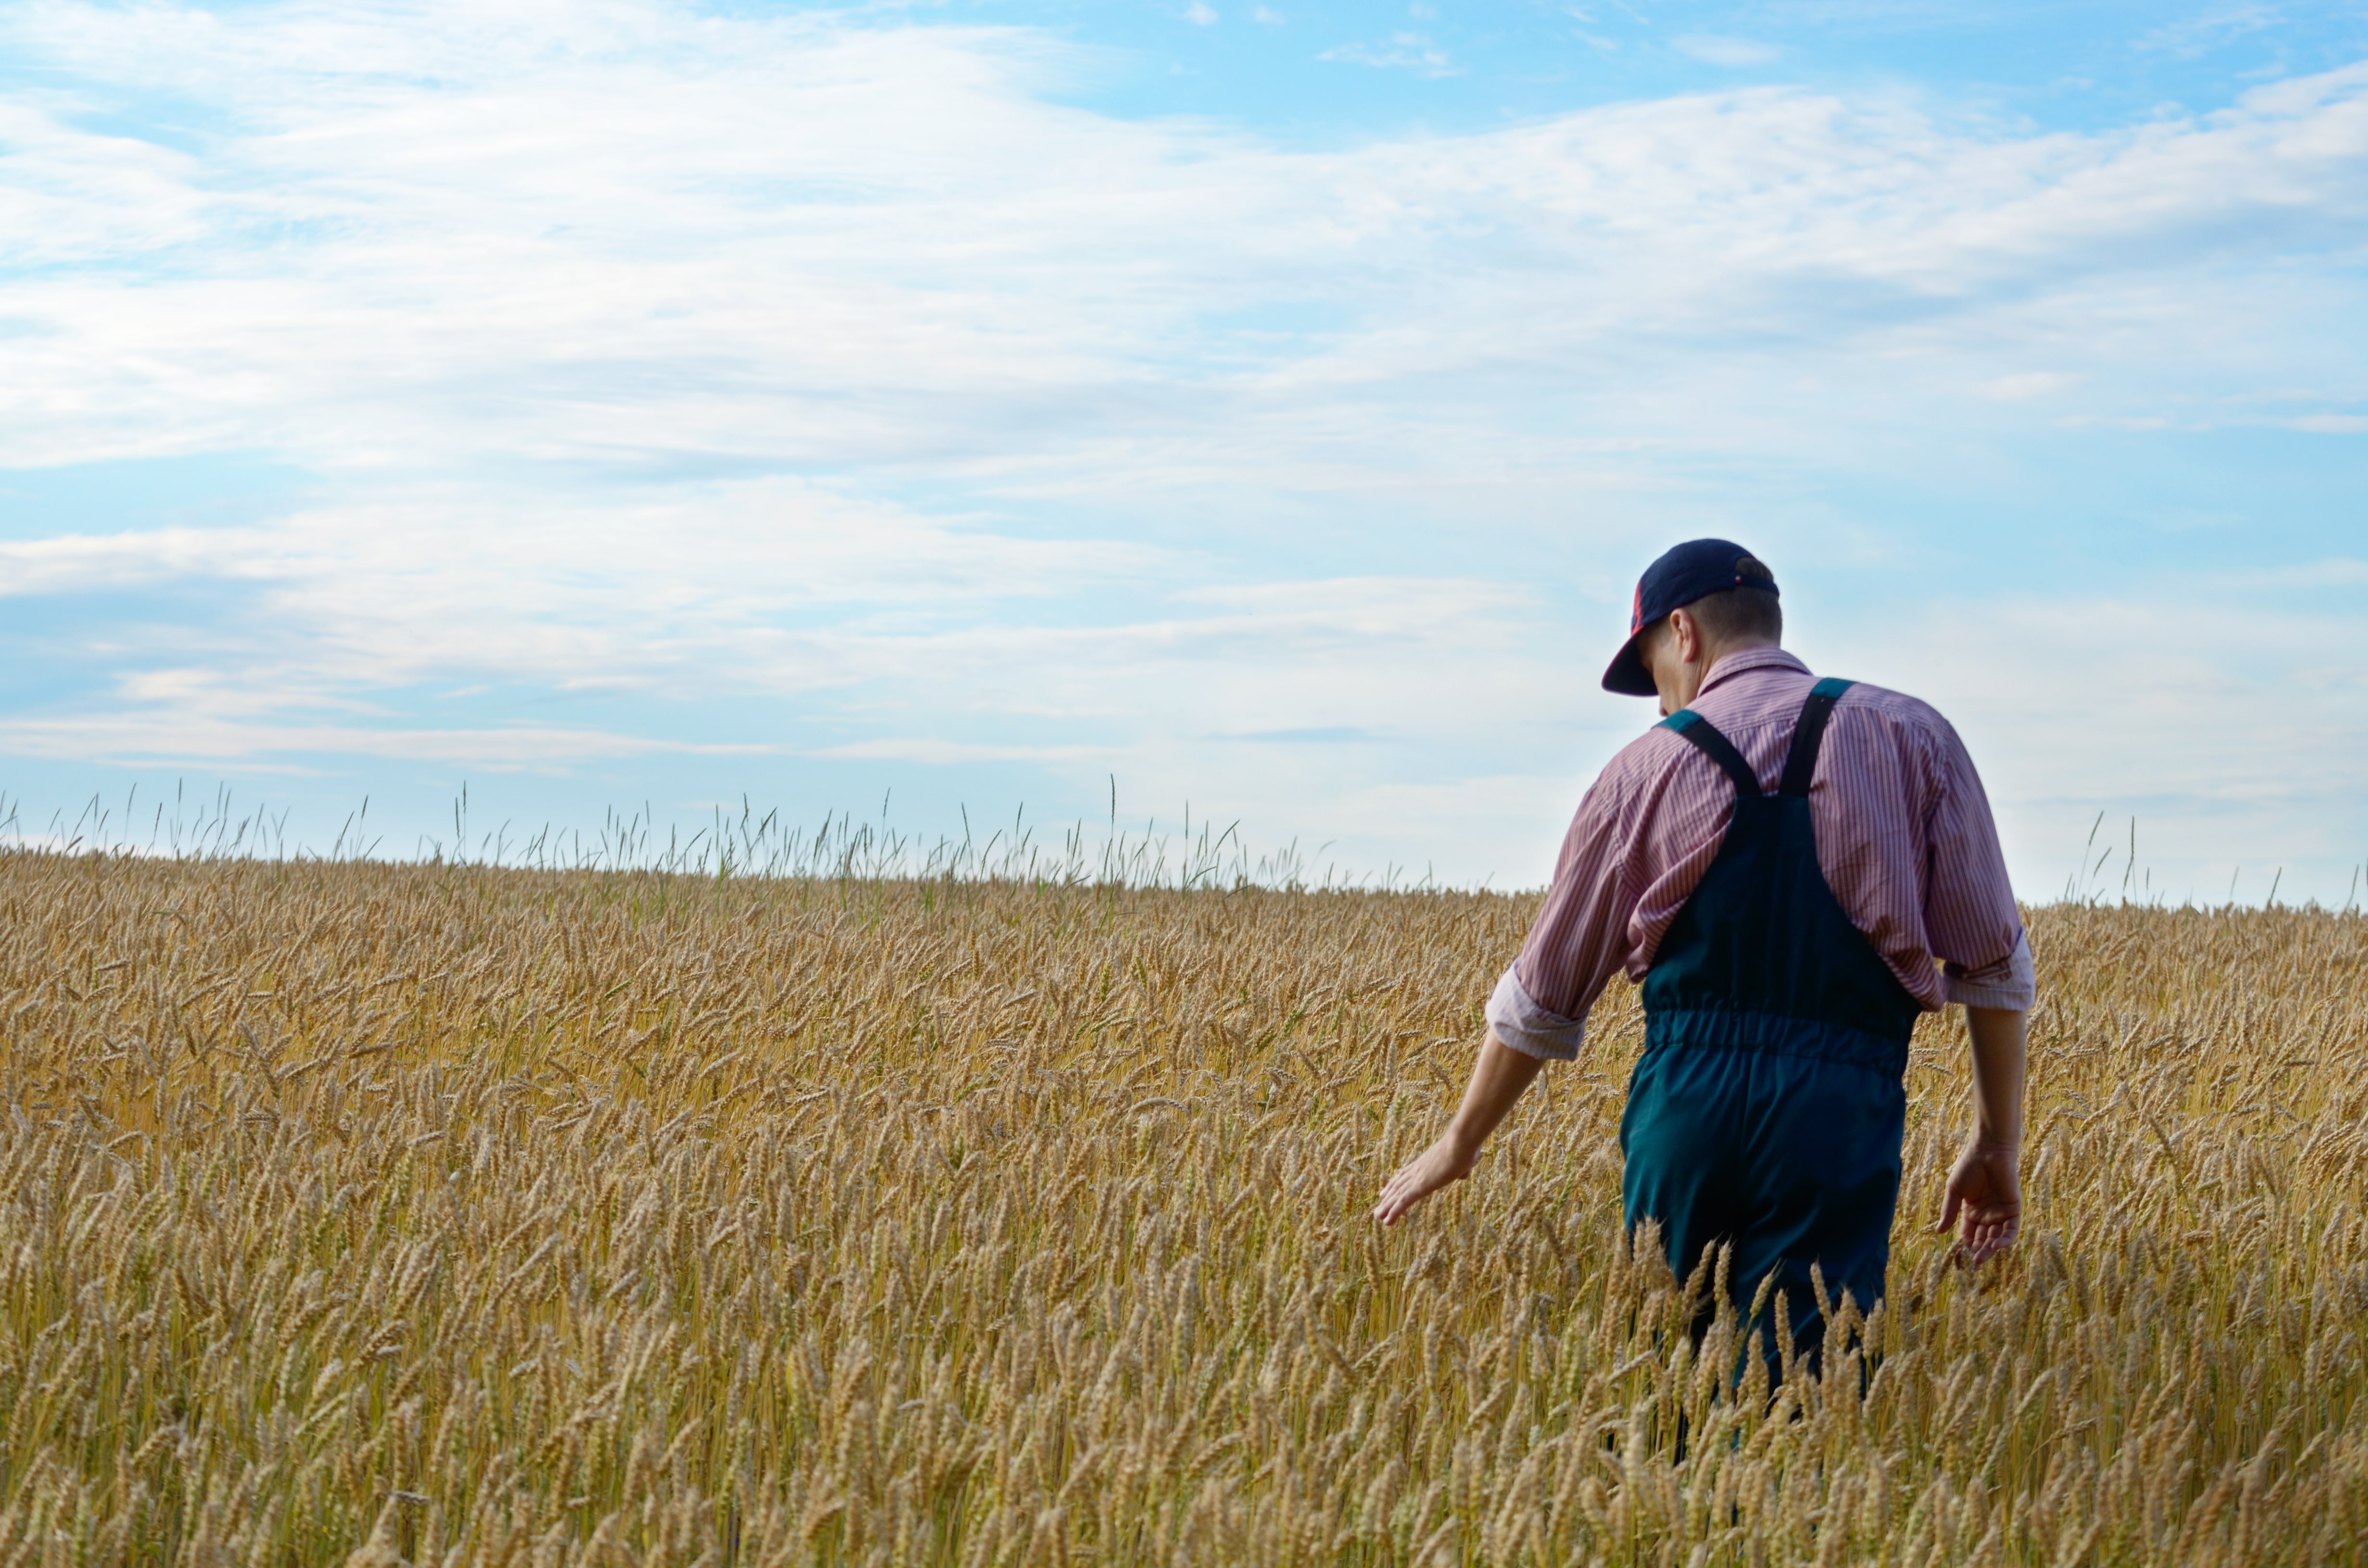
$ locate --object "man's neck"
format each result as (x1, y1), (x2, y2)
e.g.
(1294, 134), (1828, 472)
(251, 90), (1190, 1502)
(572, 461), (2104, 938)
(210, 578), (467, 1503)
(1697, 637), (1780, 676)
(1663, 638), (1782, 714)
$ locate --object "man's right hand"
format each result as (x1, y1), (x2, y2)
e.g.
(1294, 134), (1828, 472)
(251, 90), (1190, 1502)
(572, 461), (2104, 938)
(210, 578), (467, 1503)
(1934, 1139), (2021, 1265)
(1370, 1031), (1547, 1225)
(1371, 1134), (1479, 1225)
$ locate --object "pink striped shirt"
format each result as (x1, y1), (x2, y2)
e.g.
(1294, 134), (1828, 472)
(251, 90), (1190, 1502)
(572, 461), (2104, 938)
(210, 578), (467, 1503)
(1487, 646), (2033, 1062)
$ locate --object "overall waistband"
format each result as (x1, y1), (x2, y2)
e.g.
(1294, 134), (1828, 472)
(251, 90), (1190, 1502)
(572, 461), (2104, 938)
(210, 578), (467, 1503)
(1644, 1006), (1909, 1075)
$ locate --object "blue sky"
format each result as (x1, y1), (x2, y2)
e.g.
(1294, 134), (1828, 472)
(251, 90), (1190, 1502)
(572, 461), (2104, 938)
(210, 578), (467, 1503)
(1, 0), (2365, 901)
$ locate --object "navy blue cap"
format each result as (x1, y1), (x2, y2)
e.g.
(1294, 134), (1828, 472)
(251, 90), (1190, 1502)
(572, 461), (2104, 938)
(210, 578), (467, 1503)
(1601, 539), (1779, 696)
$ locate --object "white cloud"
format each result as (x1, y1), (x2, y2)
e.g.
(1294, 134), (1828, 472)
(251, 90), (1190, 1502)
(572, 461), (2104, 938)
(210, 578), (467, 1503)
(0, 709), (775, 772)
(1973, 372), (2080, 400)
(0, 478), (1183, 693)
(815, 739), (1115, 765)
(2138, 6), (2281, 60)
(0, 528), (271, 596)
(1673, 34), (1781, 67)
(2, 2), (2368, 888)
(2240, 557), (2368, 585)
(2, 7), (2365, 486)
(1185, 2), (1219, 24)
(1808, 591), (2368, 903)
(1320, 32), (1461, 77)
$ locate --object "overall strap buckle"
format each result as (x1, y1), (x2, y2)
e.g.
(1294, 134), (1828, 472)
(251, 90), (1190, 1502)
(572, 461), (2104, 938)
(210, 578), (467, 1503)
(1779, 677), (1855, 797)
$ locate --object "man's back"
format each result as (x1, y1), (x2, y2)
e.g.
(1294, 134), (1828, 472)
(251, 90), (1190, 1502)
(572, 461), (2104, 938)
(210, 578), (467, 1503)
(1491, 645), (2033, 1064)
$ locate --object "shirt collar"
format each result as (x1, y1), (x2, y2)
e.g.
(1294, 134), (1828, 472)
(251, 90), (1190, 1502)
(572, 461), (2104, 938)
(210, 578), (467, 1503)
(1697, 645), (1809, 697)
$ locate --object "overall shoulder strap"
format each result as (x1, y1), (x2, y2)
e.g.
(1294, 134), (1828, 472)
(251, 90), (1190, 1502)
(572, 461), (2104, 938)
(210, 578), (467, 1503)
(1660, 710), (1762, 797)
(1779, 677), (1855, 797)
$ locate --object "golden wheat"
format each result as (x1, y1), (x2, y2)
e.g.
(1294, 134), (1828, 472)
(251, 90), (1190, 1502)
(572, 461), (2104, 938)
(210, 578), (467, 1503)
(0, 850), (2362, 1565)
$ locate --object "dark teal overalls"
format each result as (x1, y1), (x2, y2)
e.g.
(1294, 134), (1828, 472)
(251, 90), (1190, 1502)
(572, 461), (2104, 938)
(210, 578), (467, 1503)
(1619, 678), (1922, 1370)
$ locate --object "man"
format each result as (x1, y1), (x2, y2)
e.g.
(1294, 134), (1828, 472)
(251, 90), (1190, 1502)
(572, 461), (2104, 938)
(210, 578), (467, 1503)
(1372, 539), (2030, 1367)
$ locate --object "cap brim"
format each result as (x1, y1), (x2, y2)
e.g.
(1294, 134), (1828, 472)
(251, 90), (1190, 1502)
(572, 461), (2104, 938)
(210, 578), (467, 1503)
(1601, 631), (1657, 697)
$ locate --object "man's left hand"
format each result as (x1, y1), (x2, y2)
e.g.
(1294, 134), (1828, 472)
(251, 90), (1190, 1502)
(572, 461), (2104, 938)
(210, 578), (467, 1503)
(1934, 1139), (2021, 1265)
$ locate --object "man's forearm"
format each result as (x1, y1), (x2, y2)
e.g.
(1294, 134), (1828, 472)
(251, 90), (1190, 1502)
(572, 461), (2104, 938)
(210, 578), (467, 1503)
(1964, 1005), (2027, 1148)
(1444, 1030), (1546, 1155)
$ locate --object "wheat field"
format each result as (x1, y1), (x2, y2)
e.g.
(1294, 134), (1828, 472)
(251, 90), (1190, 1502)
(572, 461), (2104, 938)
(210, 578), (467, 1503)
(0, 848), (2363, 1566)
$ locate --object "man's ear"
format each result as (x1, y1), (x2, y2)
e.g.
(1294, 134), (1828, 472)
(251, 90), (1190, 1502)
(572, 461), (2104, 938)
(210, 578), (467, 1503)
(1668, 607), (1700, 664)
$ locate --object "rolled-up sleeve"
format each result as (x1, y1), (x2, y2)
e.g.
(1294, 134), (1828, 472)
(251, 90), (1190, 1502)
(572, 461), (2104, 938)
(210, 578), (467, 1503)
(1922, 718), (2037, 1012)
(1486, 965), (1590, 1061)
(1943, 930), (2036, 1010)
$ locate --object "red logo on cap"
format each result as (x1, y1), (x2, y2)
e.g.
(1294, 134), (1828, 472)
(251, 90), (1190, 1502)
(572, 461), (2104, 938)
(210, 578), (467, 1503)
(1629, 582), (1643, 634)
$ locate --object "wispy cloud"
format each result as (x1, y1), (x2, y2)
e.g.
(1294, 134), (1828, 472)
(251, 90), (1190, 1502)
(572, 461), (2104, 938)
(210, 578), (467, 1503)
(0, 480), (1174, 660)
(2138, 6), (2283, 59)
(5, 7), (2367, 485)
(1673, 34), (1781, 66)
(1320, 32), (1461, 77)
(0, 710), (778, 772)
(1219, 726), (1380, 744)
(1972, 372), (2081, 401)
(2, 2), (2368, 888)
(2232, 557), (2368, 587)
(814, 739), (1115, 764)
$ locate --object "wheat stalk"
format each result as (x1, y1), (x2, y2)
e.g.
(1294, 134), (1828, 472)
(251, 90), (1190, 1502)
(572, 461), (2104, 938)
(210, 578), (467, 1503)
(0, 851), (2359, 1564)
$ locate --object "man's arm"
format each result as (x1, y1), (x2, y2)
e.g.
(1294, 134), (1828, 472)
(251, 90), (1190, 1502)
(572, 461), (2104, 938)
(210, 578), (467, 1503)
(1371, 1030), (1544, 1225)
(1369, 737), (1671, 1225)
(1934, 1004), (2026, 1264)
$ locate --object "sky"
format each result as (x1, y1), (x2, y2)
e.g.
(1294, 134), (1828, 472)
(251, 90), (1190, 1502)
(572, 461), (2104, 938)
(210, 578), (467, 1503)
(0, 0), (2365, 902)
